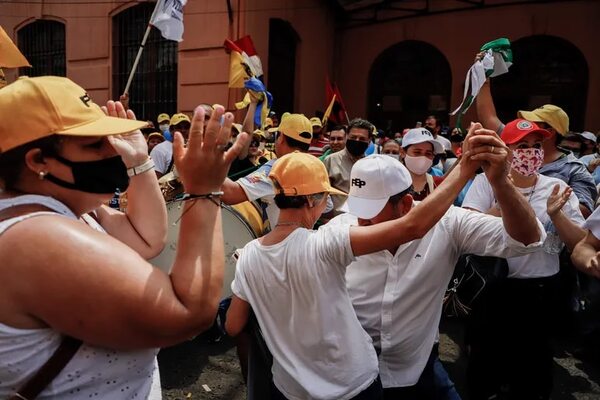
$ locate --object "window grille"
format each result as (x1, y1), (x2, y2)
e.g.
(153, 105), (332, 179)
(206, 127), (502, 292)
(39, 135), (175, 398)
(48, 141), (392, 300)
(18, 20), (66, 77)
(113, 3), (178, 123)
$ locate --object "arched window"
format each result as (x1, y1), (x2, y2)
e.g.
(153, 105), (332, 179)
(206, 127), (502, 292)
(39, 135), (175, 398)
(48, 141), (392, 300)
(268, 19), (300, 114)
(368, 40), (451, 132)
(492, 35), (588, 131)
(113, 3), (178, 122)
(18, 20), (66, 77)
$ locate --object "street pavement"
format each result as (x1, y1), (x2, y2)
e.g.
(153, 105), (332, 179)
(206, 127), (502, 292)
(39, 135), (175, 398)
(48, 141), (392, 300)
(159, 319), (600, 399)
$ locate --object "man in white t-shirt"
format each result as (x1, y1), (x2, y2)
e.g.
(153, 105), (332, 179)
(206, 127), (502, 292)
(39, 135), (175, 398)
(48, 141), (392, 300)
(424, 114), (452, 152)
(149, 113), (190, 178)
(572, 205), (600, 278)
(332, 127), (545, 399)
(225, 130), (520, 399)
(221, 113), (322, 228)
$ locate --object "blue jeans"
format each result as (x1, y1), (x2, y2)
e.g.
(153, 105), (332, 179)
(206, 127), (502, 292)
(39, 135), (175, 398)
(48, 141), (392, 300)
(383, 344), (461, 400)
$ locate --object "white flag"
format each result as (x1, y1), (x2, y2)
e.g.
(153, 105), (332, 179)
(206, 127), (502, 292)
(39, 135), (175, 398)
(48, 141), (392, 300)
(150, 0), (187, 42)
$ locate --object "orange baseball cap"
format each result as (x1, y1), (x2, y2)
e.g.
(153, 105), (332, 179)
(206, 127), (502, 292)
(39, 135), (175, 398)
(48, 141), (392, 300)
(0, 76), (146, 153)
(269, 152), (346, 196)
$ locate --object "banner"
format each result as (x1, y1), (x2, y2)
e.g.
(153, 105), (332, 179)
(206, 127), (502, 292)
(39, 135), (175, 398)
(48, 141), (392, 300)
(0, 25), (31, 68)
(224, 35), (263, 88)
(150, 0), (187, 42)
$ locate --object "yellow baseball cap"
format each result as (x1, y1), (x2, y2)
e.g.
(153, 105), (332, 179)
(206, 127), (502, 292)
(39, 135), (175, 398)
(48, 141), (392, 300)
(517, 104), (569, 136)
(253, 129), (266, 139)
(310, 117), (322, 128)
(232, 123), (243, 134)
(170, 113), (191, 126)
(157, 113), (170, 123)
(269, 152), (346, 196)
(0, 76), (146, 153)
(147, 132), (165, 141)
(268, 113), (313, 144)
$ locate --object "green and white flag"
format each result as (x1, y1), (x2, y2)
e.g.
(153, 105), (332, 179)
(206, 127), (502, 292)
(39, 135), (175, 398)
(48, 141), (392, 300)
(450, 38), (513, 126)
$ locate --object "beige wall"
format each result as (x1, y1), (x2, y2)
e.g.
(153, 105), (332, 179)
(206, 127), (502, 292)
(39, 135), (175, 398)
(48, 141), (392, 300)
(1, 0), (597, 130)
(337, 0), (600, 130)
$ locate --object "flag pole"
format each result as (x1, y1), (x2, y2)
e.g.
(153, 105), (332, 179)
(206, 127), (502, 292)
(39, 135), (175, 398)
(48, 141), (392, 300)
(123, 0), (162, 95)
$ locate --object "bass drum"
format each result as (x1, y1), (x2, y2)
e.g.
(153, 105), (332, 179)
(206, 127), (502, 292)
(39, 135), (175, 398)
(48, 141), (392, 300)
(150, 201), (258, 298)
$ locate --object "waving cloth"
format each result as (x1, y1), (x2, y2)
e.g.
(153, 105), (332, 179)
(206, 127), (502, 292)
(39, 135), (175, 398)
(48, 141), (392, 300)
(450, 38), (513, 130)
(235, 77), (273, 129)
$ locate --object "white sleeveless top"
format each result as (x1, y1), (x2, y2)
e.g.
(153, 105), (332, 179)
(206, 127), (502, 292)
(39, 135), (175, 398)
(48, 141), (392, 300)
(0, 195), (158, 399)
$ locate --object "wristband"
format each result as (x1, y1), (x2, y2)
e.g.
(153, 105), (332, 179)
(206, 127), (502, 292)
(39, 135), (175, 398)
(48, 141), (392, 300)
(181, 191), (224, 206)
(127, 158), (155, 177)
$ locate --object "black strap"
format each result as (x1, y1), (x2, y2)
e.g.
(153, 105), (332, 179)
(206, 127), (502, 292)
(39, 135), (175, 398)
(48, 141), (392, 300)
(9, 336), (82, 400)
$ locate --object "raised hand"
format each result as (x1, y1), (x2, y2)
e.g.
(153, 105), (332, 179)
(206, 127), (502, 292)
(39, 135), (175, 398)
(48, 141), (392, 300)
(457, 122), (485, 176)
(547, 184), (573, 217)
(173, 105), (249, 194)
(466, 125), (510, 184)
(102, 100), (149, 168)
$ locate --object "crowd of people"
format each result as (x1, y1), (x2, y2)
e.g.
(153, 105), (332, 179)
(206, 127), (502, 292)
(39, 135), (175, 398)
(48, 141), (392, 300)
(0, 54), (599, 400)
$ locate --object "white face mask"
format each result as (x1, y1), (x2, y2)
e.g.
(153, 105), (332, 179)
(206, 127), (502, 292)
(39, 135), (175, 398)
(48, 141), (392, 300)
(384, 153), (400, 161)
(159, 124), (170, 132)
(404, 155), (433, 175)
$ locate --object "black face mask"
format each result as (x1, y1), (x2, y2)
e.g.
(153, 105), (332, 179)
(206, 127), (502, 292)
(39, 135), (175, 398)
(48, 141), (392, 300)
(44, 155), (130, 194)
(346, 139), (369, 157)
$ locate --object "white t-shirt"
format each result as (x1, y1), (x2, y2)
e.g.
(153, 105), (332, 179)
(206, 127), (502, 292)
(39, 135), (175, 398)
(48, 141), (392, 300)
(231, 225), (379, 400)
(237, 158), (334, 228)
(149, 141), (173, 174)
(584, 205), (600, 239)
(463, 173), (585, 278)
(334, 207), (545, 388)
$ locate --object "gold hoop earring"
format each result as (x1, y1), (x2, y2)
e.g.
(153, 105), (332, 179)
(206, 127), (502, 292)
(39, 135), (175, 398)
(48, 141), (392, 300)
(38, 171), (47, 180)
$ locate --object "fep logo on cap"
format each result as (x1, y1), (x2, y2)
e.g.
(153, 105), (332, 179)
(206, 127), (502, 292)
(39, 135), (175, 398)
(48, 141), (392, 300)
(341, 154), (413, 219)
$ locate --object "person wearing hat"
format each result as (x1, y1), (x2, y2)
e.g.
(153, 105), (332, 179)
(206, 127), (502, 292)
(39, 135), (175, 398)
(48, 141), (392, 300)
(324, 118), (376, 213)
(225, 128), (513, 399)
(578, 130), (597, 157)
(335, 123), (544, 399)
(308, 116), (330, 157)
(222, 113), (325, 228)
(149, 112), (191, 178)
(474, 55), (596, 216)
(399, 128), (445, 201)
(146, 131), (165, 154)
(579, 131), (600, 184)
(462, 119), (585, 399)
(0, 76), (249, 398)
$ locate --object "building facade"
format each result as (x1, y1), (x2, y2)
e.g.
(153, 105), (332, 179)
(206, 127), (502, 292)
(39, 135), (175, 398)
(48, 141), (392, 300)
(1, 0), (598, 132)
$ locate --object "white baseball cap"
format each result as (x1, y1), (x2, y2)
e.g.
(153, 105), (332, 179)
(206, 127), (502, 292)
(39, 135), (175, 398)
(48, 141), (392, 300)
(402, 128), (444, 154)
(340, 154), (413, 219)
(580, 131), (597, 143)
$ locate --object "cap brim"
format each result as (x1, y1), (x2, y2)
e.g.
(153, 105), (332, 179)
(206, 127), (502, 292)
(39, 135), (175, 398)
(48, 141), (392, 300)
(57, 115), (147, 137)
(504, 128), (552, 145)
(326, 186), (347, 197)
(268, 127), (278, 132)
(517, 110), (544, 123)
(342, 195), (389, 219)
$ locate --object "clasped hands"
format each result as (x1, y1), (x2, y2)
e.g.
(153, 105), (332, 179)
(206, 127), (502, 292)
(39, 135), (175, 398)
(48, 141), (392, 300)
(459, 122), (510, 185)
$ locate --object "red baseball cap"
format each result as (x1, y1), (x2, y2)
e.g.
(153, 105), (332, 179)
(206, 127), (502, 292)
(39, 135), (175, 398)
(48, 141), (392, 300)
(501, 118), (551, 145)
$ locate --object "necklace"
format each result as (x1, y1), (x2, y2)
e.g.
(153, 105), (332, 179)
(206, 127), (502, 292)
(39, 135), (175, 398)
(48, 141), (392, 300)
(275, 221), (303, 227)
(525, 175), (539, 203)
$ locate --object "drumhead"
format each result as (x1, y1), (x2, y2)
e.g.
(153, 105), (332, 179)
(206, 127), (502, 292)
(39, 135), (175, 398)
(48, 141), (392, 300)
(150, 202), (257, 298)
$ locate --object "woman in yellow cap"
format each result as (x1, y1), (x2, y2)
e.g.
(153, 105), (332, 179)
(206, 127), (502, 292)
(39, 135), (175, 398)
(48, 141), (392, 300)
(225, 131), (489, 399)
(0, 76), (248, 399)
